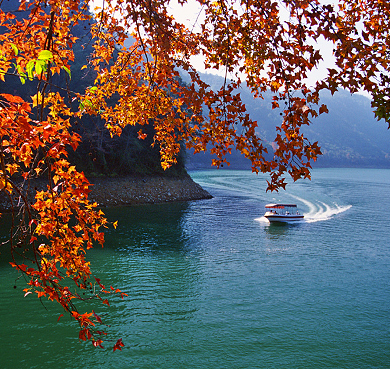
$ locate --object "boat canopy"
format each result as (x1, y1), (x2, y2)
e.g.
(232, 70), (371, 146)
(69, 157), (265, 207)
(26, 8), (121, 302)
(265, 203), (298, 209)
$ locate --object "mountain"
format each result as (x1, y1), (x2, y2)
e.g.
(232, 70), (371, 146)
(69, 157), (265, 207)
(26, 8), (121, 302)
(185, 73), (390, 169)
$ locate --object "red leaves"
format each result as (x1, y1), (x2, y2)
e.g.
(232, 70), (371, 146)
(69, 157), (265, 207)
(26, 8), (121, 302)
(79, 328), (92, 342)
(319, 104), (329, 115)
(13, 263), (28, 272)
(93, 310), (103, 324)
(36, 290), (46, 298)
(0, 0), (128, 353)
(93, 339), (104, 349)
(113, 339), (125, 352)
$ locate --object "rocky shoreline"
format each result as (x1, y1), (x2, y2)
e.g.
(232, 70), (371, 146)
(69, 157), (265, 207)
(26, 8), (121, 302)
(88, 174), (212, 207)
(0, 174), (212, 212)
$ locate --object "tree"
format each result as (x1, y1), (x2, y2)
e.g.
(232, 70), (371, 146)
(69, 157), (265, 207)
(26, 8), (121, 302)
(0, 0), (388, 349)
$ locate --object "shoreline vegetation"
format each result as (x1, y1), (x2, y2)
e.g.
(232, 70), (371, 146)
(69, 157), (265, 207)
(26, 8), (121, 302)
(0, 174), (212, 212)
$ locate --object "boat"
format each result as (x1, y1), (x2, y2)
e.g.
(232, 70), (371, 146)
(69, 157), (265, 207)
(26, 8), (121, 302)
(264, 203), (304, 223)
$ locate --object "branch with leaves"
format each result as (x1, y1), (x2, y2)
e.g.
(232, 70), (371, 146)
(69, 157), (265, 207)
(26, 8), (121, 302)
(0, 0), (389, 350)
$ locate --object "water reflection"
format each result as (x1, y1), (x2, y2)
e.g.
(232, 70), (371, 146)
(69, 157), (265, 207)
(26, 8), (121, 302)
(90, 203), (204, 332)
(103, 202), (193, 254)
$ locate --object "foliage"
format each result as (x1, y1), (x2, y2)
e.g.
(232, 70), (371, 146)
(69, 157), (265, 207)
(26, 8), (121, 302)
(0, 0), (389, 350)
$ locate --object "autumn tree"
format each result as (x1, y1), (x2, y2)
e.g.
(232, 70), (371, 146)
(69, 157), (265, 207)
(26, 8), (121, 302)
(0, 0), (389, 349)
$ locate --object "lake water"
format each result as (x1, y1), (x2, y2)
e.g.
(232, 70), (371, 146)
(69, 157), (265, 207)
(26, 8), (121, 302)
(1, 168), (390, 368)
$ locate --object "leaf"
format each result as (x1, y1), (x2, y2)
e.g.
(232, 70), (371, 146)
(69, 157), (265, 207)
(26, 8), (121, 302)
(31, 92), (43, 107)
(10, 44), (18, 56)
(62, 66), (71, 78)
(38, 50), (53, 61)
(0, 175), (5, 191)
(29, 219), (38, 227)
(26, 60), (35, 81)
(137, 130), (147, 140)
(1, 94), (24, 103)
(79, 329), (87, 341)
(37, 290), (46, 298)
(319, 104), (329, 114)
(93, 310), (102, 323)
(35, 60), (47, 76)
(113, 338), (124, 352)
(93, 339), (104, 348)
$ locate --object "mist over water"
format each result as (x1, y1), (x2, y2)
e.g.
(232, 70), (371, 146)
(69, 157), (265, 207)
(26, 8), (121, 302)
(1, 168), (390, 368)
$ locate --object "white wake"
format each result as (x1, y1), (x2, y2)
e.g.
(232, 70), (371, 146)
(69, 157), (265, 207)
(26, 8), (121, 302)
(296, 196), (352, 223)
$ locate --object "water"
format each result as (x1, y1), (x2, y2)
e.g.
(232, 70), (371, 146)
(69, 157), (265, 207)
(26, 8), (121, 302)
(1, 168), (390, 368)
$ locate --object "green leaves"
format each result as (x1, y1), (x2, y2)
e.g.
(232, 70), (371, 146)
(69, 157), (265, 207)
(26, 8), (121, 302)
(13, 51), (51, 83)
(62, 66), (71, 78)
(15, 49), (71, 82)
(10, 43), (18, 56)
(37, 50), (53, 61)
(26, 60), (35, 81)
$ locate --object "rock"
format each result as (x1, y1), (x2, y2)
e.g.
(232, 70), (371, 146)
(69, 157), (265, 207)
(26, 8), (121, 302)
(0, 174), (212, 212)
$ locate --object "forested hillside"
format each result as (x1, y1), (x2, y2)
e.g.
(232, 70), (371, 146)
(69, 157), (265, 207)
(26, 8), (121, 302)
(185, 73), (390, 169)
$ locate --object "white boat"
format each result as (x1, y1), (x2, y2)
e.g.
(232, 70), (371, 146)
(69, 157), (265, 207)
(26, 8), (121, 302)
(264, 203), (304, 223)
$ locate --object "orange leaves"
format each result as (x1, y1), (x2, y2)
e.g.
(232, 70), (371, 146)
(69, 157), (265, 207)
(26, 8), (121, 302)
(137, 130), (147, 140)
(72, 311), (94, 327)
(0, 94), (24, 104)
(2, 0), (390, 352)
(0, 0), (128, 352)
(83, 0), (348, 189)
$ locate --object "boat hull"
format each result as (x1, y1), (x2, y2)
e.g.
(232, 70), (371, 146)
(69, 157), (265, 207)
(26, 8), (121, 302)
(264, 214), (304, 223)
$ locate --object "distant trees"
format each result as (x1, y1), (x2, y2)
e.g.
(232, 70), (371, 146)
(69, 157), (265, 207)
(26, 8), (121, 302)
(0, 0), (389, 349)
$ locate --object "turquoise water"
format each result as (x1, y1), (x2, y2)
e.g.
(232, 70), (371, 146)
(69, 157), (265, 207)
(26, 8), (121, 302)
(1, 168), (390, 368)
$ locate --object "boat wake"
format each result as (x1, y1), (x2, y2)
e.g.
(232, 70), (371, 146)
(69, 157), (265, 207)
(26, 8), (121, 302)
(298, 198), (352, 223)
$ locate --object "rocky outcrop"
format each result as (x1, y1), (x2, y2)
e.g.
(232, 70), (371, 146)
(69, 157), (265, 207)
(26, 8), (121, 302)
(88, 174), (212, 207)
(0, 174), (212, 212)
